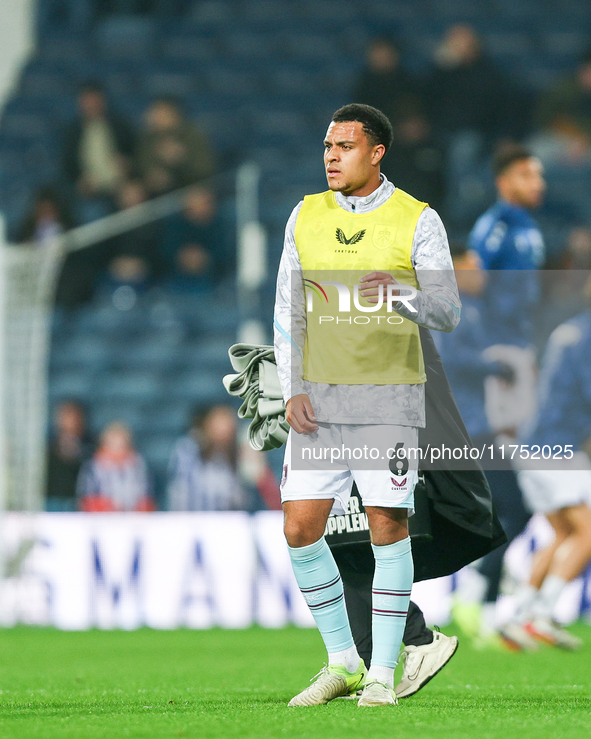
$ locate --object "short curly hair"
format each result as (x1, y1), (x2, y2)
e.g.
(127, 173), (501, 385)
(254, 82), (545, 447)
(331, 103), (394, 153)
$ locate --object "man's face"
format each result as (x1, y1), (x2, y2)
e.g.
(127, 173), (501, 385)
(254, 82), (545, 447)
(79, 90), (105, 119)
(498, 157), (546, 210)
(323, 121), (383, 196)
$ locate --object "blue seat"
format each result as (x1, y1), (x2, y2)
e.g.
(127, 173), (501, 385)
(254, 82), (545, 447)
(94, 371), (161, 404)
(204, 66), (262, 96)
(117, 338), (178, 369)
(542, 32), (589, 60)
(142, 401), (192, 435)
(177, 337), (234, 371)
(89, 402), (145, 436)
(280, 32), (338, 61)
(166, 369), (226, 403)
(140, 434), (177, 473)
(241, 0), (295, 24)
(39, 35), (87, 63)
(53, 335), (112, 369)
(143, 71), (197, 98)
(298, 0), (359, 23)
(224, 31), (278, 60)
(188, 0), (235, 25)
(160, 35), (216, 62)
(49, 370), (95, 401)
(95, 17), (157, 60)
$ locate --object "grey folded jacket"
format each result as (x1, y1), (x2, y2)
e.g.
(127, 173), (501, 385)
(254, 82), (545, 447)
(223, 344), (290, 451)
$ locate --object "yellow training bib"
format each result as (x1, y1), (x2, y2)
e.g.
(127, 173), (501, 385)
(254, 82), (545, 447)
(295, 188), (427, 385)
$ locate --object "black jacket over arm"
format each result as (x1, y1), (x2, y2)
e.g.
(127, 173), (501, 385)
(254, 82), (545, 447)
(325, 327), (507, 582)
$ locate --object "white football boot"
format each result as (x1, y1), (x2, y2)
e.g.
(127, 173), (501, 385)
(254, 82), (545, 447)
(395, 631), (459, 699)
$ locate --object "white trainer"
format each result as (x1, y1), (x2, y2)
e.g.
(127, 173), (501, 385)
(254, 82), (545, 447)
(395, 631), (459, 699)
(358, 680), (398, 707)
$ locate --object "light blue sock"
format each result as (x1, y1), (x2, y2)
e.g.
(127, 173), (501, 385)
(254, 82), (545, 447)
(288, 537), (355, 654)
(370, 537), (413, 669)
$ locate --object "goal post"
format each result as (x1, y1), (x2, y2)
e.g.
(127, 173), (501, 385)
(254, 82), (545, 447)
(0, 165), (266, 514)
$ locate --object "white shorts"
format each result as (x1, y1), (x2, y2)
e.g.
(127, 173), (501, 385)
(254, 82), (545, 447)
(517, 452), (591, 514)
(280, 423), (419, 512)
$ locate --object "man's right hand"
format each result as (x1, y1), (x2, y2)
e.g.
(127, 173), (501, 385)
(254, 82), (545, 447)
(286, 394), (319, 434)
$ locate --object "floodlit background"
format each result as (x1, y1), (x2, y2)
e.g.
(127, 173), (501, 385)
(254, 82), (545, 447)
(0, 0), (590, 629)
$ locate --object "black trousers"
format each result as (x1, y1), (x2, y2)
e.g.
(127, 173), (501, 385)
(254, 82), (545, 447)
(331, 543), (433, 667)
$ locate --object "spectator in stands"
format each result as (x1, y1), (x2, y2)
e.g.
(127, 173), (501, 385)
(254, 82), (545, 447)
(16, 187), (73, 244)
(427, 25), (526, 145)
(102, 179), (162, 290)
(352, 37), (420, 124)
(426, 25), (530, 229)
(77, 421), (155, 511)
(62, 81), (136, 224)
(167, 405), (280, 511)
(562, 225), (591, 271)
(46, 401), (93, 512)
(383, 101), (446, 213)
(533, 49), (591, 164)
(161, 186), (229, 291)
(136, 98), (215, 197)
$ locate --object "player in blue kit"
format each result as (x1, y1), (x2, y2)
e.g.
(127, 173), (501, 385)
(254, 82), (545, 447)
(451, 146), (547, 646)
(507, 280), (591, 649)
(435, 244), (532, 649)
(469, 144), (545, 350)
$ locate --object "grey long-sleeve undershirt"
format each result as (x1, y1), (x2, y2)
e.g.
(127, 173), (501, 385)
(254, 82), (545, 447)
(273, 175), (461, 426)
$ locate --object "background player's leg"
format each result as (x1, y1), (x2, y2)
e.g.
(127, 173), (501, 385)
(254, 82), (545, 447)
(477, 469), (531, 634)
(454, 468), (530, 645)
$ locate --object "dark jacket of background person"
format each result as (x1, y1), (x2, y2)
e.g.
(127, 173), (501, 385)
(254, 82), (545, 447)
(136, 99), (215, 196)
(434, 289), (513, 440)
(352, 37), (421, 125)
(161, 187), (230, 290)
(383, 105), (446, 213)
(62, 88), (135, 195)
(15, 187), (73, 244)
(46, 401), (93, 511)
(325, 327), (507, 583)
(426, 25), (529, 143)
(100, 179), (163, 289)
(534, 51), (591, 160)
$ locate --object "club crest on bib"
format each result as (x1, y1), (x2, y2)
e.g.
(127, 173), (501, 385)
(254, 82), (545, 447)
(373, 224), (397, 250)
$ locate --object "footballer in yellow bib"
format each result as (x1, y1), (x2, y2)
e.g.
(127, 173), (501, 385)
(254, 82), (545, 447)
(295, 188), (427, 385)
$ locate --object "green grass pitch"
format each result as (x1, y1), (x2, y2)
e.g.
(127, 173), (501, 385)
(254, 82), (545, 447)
(0, 624), (589, 739)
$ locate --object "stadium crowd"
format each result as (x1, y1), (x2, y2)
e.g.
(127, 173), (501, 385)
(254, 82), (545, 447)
(1, 3), (589, 647)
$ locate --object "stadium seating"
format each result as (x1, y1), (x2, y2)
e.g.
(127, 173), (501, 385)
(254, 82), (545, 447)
(2, 0), (591, 504)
